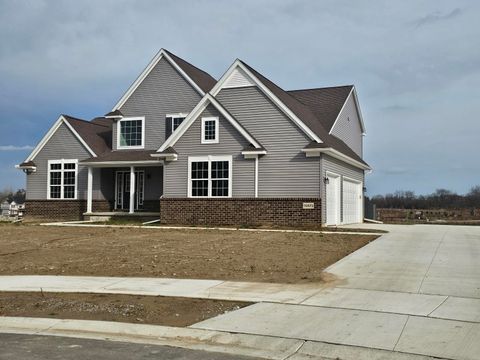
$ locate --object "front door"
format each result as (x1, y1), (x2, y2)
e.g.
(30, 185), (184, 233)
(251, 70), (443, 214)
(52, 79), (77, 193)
(115, 171), (144, 211)
(325, 172), (341, 226)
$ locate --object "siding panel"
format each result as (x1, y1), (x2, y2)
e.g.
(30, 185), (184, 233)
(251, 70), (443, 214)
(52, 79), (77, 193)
(26, 123), (95, 200)
(330, 94), (363, 157)
(320, 154), (364, 223)
(216, 87), (320, 198)
(164, 104), (254, 197)
(118, 58), (202, 150)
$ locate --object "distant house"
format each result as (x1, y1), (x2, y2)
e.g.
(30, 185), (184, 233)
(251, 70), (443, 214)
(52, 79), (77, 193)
(0, 200), (25, 218)
(16, 49), (370, 226)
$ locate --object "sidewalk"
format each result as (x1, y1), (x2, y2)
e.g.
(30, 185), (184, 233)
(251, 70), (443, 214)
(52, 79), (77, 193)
(0, 275), (326, 304)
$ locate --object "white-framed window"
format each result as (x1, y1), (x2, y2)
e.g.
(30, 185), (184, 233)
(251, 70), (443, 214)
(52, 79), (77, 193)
(117, 116), (145, 149)
(188, 155), (232, 197)
(166, 113), (188, 133)
(201, 117), (219, 144)
(47, 159), (78, 200)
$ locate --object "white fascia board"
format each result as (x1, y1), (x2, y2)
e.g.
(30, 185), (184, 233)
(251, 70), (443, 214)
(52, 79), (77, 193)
(157, 93), (261, 152)
(301, 147), (371, 170)
(62, 118), (97, 157)
(82, 160), (163, 167)
(26, 115), (96, 162)
(112, 49), (205, 111)
(211, 60), (322, 143)
(328, 87), (354, 134)
(329, 87), (366, 135)
(150, 153), (178, 161)
(352, 87), (366, 134)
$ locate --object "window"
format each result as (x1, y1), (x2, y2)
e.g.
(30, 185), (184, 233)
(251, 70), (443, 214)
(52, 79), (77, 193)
(117, 117), (145, 149)
(48, 159), (77, 199)
(188, 156), (232, 197)
(201, 117), (219, 144)
(170, 115), (186, 132)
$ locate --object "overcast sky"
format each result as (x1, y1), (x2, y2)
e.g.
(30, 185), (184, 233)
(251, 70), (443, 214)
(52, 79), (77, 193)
(0, 0), (479, 196)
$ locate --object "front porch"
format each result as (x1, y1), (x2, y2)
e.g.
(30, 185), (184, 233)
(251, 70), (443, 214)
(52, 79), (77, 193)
(82, 154), (164, 217)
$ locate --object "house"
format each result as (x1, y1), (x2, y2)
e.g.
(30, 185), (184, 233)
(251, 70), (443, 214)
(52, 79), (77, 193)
(16, 49), (370, 226)
(0, 200), (25, 218)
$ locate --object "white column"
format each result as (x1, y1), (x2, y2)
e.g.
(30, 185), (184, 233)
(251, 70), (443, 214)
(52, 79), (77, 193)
(129, 166), (135, 214)
(87, 166), (93, 213)
(254, 156), (258, 198)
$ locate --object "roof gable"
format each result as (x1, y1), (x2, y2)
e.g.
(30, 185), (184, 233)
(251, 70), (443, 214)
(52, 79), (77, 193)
(288, 85), (354, 132)
(25, 115), (98, 162)
(158, 93), (262, 152)
(112, 49), (216, 111)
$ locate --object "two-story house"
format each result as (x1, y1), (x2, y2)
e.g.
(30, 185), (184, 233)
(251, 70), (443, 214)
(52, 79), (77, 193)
(17, 49), (370, 226)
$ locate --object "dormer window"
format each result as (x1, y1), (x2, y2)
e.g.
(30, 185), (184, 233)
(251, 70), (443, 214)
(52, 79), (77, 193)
(201, 117), (219, 144)
(117, 117), (145, 149)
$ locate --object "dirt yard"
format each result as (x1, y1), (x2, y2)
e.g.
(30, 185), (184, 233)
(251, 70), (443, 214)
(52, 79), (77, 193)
(0, 223), (378, 283)
(0, 292), (249, 327)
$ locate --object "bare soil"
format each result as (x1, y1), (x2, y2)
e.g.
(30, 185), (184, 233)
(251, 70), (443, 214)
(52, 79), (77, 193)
(0, 223), (377, 283)
(0, 292), (249, 327)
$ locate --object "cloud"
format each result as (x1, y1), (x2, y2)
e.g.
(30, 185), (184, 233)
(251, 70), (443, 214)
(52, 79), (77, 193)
(412, 8), (462, 28)
(0, 145), (33, 151)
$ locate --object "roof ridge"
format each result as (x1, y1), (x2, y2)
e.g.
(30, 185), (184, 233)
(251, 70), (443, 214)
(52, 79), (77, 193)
(62, 114), (110, 129)
(287, 85), (354, 92)
(163, 49), (215, 79)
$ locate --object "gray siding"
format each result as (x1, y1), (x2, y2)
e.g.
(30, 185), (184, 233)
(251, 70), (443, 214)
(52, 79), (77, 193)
(320, 154), (364, 223)
(117, 57), (202, 150)
(164, 104), (255, 197)
(216, 86), (320, 198)
(26, 123), (94, 200)
(330, 94), (363, 157)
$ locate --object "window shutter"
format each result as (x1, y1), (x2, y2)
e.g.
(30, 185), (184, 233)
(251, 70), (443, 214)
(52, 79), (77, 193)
(165, 117), (172, 139)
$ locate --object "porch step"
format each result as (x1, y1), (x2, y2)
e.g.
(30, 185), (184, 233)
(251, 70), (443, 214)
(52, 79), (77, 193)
(83, 212), (159, 222)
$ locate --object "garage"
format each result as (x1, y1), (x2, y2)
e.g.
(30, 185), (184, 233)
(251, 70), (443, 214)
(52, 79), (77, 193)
(342, 178), (363, 224)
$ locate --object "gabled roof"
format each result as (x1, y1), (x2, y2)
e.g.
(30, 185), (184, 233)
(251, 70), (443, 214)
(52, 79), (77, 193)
(288, 86), (354, 132)
(158, 93), (263, 153)
(111, 48), (216, 111)
(63, 115), (112, 155)
(163, 50), (216, 93)
(211, 59), (369, 169)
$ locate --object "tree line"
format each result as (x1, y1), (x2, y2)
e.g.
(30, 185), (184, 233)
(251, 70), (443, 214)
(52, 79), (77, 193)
(369, 186), (480, 209)
(0, 189), (26, 204)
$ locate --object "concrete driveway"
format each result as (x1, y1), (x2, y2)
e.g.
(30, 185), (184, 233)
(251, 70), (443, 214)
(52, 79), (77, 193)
(193, 225), (480, 360)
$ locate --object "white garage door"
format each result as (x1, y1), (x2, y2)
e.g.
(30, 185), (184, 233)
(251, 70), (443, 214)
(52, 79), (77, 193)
(326, 173), (341, 226)
(342, 178), (362, 224)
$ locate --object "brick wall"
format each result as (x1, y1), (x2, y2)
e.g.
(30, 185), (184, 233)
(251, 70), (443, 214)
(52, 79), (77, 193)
(160, 198), (321, 227)
(25, 200), (112, 221)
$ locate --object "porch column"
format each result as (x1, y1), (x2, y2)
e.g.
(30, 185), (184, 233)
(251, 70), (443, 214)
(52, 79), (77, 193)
(129, 166), (135, 214)
(87, 166), (93, 213)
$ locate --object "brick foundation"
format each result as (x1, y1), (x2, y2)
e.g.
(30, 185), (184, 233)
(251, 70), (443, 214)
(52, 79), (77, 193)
(159, 198), (321, 227)
(25, 200), (110, 221)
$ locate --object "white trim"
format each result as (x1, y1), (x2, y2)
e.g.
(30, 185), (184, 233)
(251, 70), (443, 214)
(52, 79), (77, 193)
(150, 153), (178, 161)
(254, 157), (259, 198)
(329, 87), (366, 135)
(302, 147), (371, 170)
(116, 116), (145, 150)
(15, 164), (37, 172)
(87, 166), (93, 213)
(112, 49), (205, 111)
(158, 93), (261, 152)
(187, 155), (232, 198)
(47, 159), (78, 200)
(26, 116), (96, 162)
(129, 166), (135, 214)
(105, 115), (123, 119)
(167, 113), (188, 133)
(210, 60), (323, 143)
(241, 150), (267, 155)
(341, 176), (363, 225)
(201, 117), (219, 144)
(82, 160), (163, 167)
(325, 171), (341, 226)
